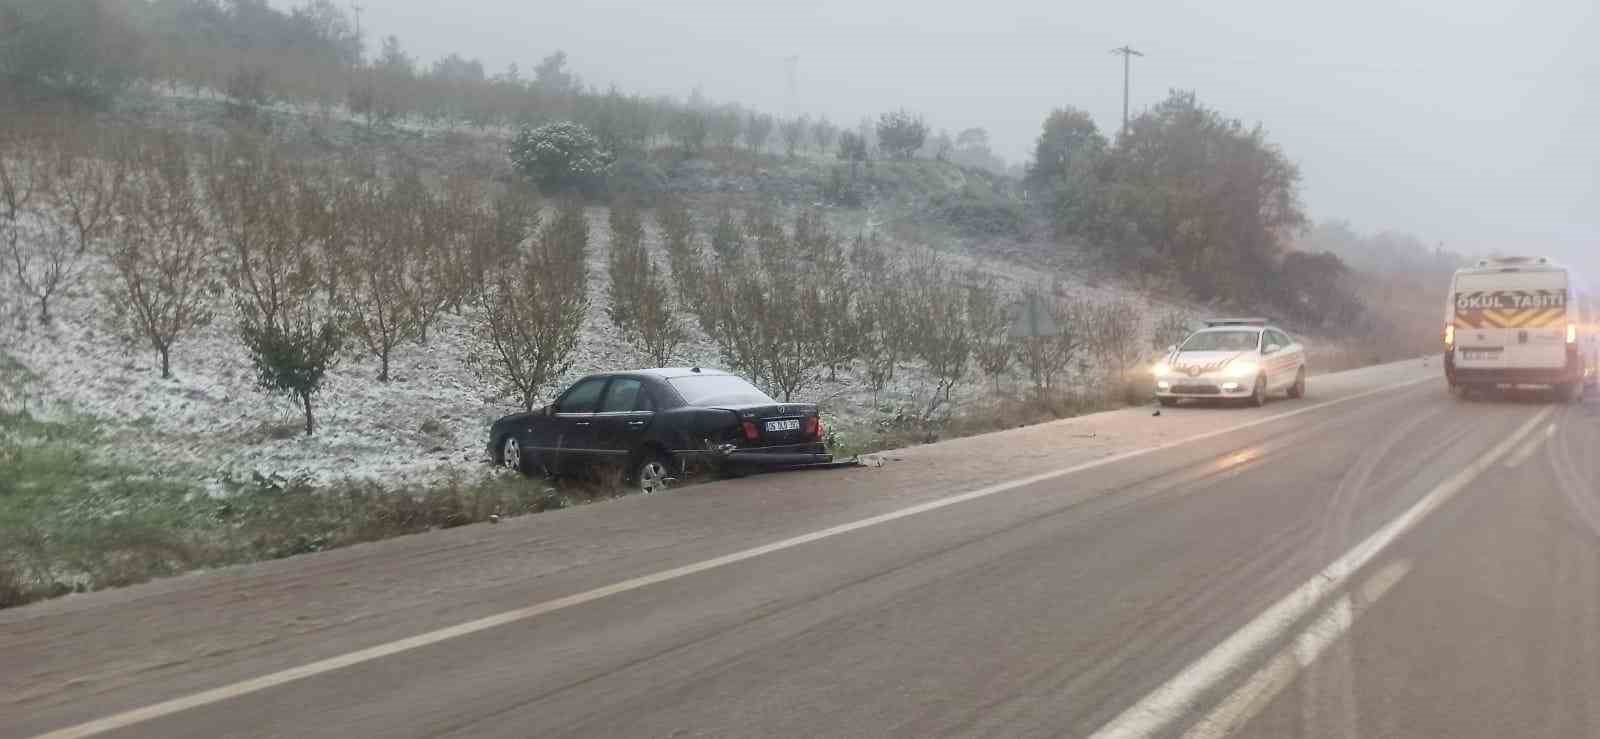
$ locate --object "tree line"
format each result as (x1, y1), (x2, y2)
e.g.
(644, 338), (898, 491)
(0, 119), (584, 435)
(602, 199), (1159, 422)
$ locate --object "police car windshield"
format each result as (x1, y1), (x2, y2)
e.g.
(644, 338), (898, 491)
(1181, 330), (1260, 352)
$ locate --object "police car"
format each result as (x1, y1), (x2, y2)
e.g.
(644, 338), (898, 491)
(1151, 318), (1308, 407)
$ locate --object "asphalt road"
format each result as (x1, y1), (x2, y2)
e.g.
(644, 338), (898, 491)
(7, 360), (1600, 738)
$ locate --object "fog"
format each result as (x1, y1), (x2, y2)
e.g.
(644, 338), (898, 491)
(359, 0), (1596, 271)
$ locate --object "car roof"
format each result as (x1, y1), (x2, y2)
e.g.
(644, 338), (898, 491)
(588, 367), (733, 380)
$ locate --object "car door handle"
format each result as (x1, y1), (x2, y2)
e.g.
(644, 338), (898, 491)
(574, 421), (592, 427)
(627, 420), (647, 427)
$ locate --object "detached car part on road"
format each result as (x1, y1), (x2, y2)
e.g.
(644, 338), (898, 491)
(1151, 318), (1308, 407)
(488, 368), (831, 491)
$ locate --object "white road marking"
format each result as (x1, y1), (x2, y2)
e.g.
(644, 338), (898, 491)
(1088, 406), (1552, 739)
(29, 375), (1436, 739)
(1504, 423), (1557, 469)
(1179, 560), (1412, 739)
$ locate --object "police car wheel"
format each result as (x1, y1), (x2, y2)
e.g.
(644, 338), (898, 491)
(1248, 375), (1267, 407)
(1287, 368), (1306, 399)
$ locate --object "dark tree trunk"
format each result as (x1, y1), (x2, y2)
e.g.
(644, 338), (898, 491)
(301, 393), (315, 436)
(160, 346), (172, 379)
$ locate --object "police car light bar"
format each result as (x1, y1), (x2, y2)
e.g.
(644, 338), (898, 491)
(1202, 317), (1270, 327)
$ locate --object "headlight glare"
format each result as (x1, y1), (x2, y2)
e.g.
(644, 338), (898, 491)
(1226, 361), (1259, 378)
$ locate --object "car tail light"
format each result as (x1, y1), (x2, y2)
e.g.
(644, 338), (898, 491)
(1444, 323), (1455, 346)
(802, 416), (825, 439)
(741, 421), (760, 441)
(1567, 324), (1578, 344)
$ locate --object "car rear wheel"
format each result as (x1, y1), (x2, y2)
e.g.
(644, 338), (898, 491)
(1248, 374), (1267, 407)
(1557, 382), (1582, 404)
(633, 453), (673, 493)
(1287, 367), (1306, 399)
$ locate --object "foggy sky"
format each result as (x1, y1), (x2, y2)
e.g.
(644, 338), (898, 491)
(354, 0), (1597, 271)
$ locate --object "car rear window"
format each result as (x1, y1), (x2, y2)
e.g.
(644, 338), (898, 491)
(1181, 330), (1260, 352)
(668, 375), (774, 406)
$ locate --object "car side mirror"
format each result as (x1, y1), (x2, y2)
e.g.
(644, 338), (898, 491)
(1264, 343), (1281, 354)
(542, 405), (554, 416)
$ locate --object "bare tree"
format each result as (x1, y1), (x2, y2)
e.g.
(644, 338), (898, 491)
(210, 138), (344, 436)
(400, 174), (459, 344)
(102, 133), (218, 379)
(632, 255), (686, 367)
(655, 198), (704, 311)
(0, 125), (49, 222)
(1151, 309), (1192, 351)
(1088, 297), (1146, 381)
(1, 130), (53, 324)
(796, 211), (856, 380)
(468, 202), (590, 411)
(337, 170), (427, 383)
(698, 212), (838, 401)
(906, 253), (971, 423)
(851, 236), (913, 408)
(9, 128), (130, 325)
(604, 201), (647, 334)
(744, 113), (774, 154)
(466, 185), (538, 300)
(209, 134), (295, 332)
(811, 117), (837, 154)
(778, 116), (809, 159)
(1013, 290), (1087, 395)
(966, 268), (1013, 393)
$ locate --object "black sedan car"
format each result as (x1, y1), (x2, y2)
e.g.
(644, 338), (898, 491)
(488, 368), (832, 490)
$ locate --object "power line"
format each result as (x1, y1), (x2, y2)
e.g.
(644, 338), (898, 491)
(1110, 45), (1144, 139)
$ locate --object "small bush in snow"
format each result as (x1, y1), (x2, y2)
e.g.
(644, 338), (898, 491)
(509, 121), (613, 195)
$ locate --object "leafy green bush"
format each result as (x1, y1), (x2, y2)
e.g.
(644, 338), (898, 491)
(509, 121), (614, 195)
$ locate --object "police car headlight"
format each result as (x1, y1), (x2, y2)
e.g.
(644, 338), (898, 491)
(1225, 361), (1259, 378)
(1152, 362), (1171, 376)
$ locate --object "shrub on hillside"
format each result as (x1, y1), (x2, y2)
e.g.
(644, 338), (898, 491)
(509, 121), (613, 195)
(928, 185), (1025, 238)
(603, 156), (666, 205)
(876, 110), (928, 160)
(0, 0), (142, 109)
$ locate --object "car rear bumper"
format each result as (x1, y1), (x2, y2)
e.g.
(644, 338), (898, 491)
(1446, 350), (1583, 387)
(676, 442), (832, 467)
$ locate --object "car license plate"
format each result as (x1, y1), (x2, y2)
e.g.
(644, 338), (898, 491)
(1461, 350), (1500, 360)
(765, 419), (801, 432)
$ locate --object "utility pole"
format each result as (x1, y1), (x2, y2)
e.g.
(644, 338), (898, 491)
(351, 2), (365, 63)
(1110, 45), (1144, 138)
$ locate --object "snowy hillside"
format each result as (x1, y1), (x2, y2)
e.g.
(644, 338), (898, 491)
(1, 201), (1185, 493)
